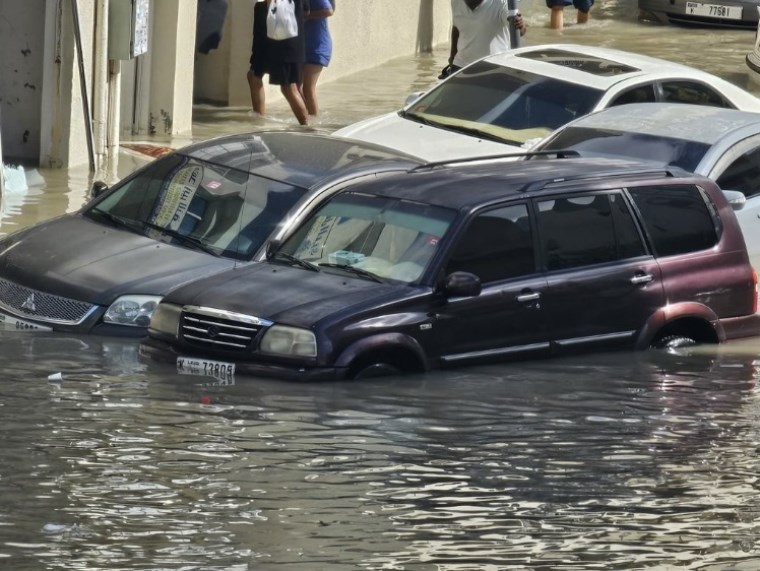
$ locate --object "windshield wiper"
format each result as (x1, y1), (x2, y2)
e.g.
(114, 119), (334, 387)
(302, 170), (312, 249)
(89, 208), (144, 233)
(442, 124), (521, 146)
(271, 252), (320, 272)
(318, 263), (383, 283)
(140, 220), (221, 257)
(399, 110), (445, 129)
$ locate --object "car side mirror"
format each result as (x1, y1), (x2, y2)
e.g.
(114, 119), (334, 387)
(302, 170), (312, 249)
(722, 189), (746, 211)
(443, 271), (481, 297)
(91, 180), (109, 198)
(404, 91), (424, 107)
(265, 239), (281, 260)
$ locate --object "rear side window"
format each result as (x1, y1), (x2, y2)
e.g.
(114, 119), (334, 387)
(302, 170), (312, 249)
(660, 81), (731, 108)
(628, 185), (718, 257)
(537, 193), (645, 271)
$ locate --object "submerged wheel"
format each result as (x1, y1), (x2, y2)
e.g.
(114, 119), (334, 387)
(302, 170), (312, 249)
(350, 362), (402, 380)
(651, 335), (697, 350)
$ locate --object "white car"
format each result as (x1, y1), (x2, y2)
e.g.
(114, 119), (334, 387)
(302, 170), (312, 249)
(335, 43), (760, 162)
(531, 102), (760, 260)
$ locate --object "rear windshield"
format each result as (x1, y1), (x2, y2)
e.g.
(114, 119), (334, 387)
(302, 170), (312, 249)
(541, 127), (711, 172)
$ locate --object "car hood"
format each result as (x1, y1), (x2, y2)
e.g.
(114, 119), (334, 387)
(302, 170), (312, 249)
(164, 262), (404, 328)
(334, 112), (522, 162)
(0, 215), (238, 305)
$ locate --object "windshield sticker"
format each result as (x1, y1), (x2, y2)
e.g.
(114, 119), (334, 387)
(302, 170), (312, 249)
(295, 216), (339, 260)
(150, 164), (204, 232)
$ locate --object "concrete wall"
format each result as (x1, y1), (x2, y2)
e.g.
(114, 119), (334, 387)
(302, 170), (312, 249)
(194, 0), (452, 107)
(0, 0), (46, 163)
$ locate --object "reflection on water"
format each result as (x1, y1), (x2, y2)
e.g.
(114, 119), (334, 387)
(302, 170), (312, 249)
(2, 332), (760, 569)
(5, 2), (760, 568)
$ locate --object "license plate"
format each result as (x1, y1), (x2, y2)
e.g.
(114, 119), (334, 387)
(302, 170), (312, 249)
(0, 312), (52, 332)
(177, 356), (235, 383)
(686, 2), (742, 19)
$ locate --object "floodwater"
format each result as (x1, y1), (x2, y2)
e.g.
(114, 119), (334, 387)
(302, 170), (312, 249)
(4, 1), (760, 569)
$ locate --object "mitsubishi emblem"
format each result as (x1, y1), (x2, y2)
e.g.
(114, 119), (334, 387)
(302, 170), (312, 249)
(21, 293), (36, 312)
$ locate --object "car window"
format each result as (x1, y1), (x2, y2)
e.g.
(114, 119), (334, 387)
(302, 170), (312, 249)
(628, 185), (719, 256)
(538, 127), (710, 173)
(444, 204), (535, 283)
(537, 193), (645, 271)
(716, 147), (760, 198)
(281, 193), (456, 283)
(86, 153), (306, 261)
(609, 84), (657, 106)
(406, 61), (604, 145)
(660, 81), (731, 108)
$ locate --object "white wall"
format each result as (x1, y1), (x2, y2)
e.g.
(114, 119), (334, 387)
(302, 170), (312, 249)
(194, 0), (452, 107)
(0, 0), (46, 163)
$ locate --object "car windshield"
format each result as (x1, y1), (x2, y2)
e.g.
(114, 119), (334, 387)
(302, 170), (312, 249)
(540, 127), (711, 172)
(278, 193), (456, 283)
(85, 153), (307, 261)
(403, 60), (604, 145)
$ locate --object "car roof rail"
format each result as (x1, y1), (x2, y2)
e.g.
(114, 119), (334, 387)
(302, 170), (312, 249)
(410, 149), (582, 172)
(522, 166), (679, 193)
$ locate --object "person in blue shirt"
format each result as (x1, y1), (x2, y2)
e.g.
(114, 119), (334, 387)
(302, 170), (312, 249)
(303, 0), (335, 116)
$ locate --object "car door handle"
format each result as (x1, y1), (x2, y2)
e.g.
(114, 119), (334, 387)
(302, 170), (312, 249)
(630, 273), (654, 285)
(517, 292), (541, 303)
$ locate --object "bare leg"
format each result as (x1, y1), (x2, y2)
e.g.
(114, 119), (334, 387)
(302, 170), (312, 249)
(550, 6), (564, 29)
(247, 70), (266, 115)
(302, 63), (324, 116)
(577, 9), (589, 23)
(280, 83), (310, 125)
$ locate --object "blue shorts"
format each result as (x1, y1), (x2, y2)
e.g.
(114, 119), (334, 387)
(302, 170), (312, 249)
(546, 0), (593, 12)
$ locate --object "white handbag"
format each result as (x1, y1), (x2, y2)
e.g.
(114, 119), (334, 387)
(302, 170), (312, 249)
(266, 0), (299, 41)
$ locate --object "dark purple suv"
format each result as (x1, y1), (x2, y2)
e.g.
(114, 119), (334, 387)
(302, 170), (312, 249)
(141, 156), (760, 381)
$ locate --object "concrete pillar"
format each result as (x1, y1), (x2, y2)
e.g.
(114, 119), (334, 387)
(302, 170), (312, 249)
(148, 0), (198, 135)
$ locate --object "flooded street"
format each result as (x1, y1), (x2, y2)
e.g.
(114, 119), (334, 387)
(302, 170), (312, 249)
(5, 1), (760, 569)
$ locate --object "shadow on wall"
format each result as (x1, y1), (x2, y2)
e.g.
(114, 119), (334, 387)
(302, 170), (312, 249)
(417, 0), (439, 53)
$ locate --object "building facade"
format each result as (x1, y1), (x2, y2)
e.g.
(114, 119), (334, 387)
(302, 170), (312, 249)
(0, 0), (451, 171)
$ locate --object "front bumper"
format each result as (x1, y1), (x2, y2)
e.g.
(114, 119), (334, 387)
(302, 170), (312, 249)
(139, 337), (346, 382)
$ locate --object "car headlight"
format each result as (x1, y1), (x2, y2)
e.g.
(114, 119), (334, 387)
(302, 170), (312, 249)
(260, 325), (317, 357)
(148, 302), (182, 336)
(104, 295), (162, 327)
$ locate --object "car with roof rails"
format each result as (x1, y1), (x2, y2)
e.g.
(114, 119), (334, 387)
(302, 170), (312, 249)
(333, 43), (760, 162)
(140, 155), (760, 382)
(0, 131), (424, 336)
(531, 102), (760, 262)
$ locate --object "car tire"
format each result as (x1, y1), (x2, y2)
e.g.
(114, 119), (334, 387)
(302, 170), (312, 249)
(351, 362), (401, 380)
(651, 335), (697, 350)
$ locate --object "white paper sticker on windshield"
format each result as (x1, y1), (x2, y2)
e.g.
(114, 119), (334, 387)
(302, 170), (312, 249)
(150, 164), (204, 231)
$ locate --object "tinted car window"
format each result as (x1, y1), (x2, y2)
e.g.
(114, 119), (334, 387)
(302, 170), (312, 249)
(406, 61), (604, 145)
(660, 81), (731, 108)
(540, 127), (710, 173)
(609, 84), (657, 106)
(87, 154), (306, 261)
(445, 204), (535, 283)
(537, 193), (645, 271)
(628, 185), (719, 256)
(716, 147), (760, 198)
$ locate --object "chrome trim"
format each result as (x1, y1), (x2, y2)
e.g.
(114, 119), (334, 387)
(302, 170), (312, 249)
(554, 330), (634, 347)
(0, 279), (99, 326)
(183, 334), (248, 349)
(441, 342), (549, 363)
(182, 306), (274, 327)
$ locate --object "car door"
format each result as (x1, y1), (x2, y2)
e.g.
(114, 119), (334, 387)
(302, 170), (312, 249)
(536, 191), (665, 353)
(433, 203), (551, 367)
(708, 136), (760, 263)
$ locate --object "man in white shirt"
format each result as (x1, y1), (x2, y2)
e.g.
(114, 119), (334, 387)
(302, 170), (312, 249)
(442, 0), (527, 78)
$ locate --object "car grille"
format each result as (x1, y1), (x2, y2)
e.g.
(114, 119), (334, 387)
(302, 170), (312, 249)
(0, 278), (98, 324)
(180, 306), (272, 351)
